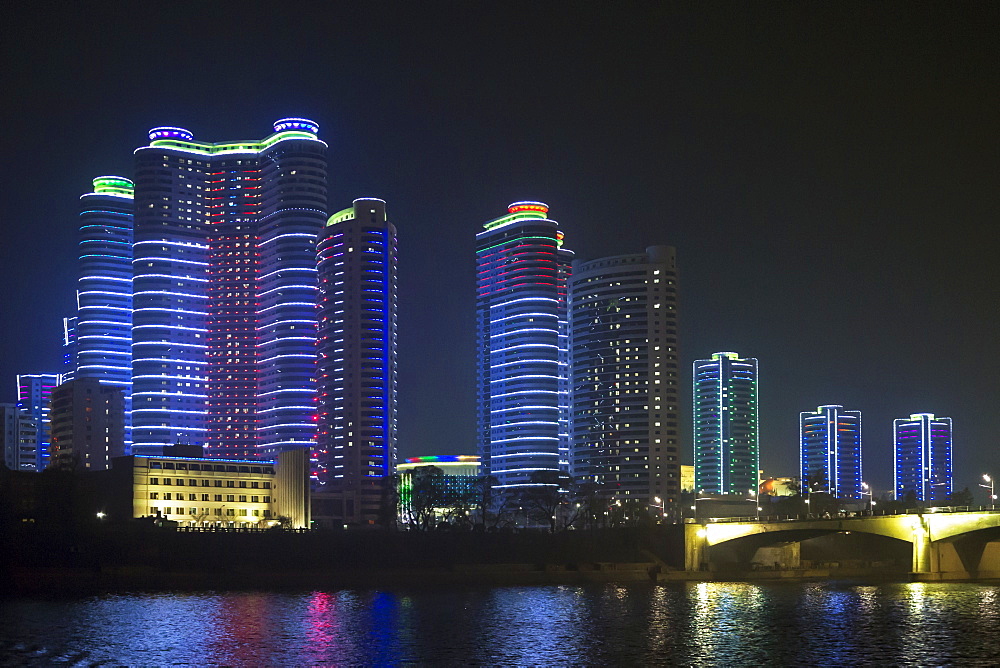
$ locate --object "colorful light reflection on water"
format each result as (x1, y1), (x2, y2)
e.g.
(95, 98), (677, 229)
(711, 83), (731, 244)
(2, 582), (999, 665)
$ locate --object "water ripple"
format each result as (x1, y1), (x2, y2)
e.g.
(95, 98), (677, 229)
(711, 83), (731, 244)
(1, 582), (999, 666)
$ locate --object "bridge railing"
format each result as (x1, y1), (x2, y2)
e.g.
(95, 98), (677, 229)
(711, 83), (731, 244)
(695, 505), (1000, 524)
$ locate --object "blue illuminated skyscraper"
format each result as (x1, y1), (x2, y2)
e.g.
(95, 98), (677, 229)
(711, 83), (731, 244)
(74, 176), (134, 444)
(894, 413), (953, 502)
(693, 352), (759, 495)
(799, 404), (862, 499)
(315, 198), (398, 524)
(130, 119), (327, 458)
(476, 202), (573, 491)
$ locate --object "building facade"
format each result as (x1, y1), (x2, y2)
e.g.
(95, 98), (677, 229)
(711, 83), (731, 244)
(16, 374), (61, 471)
(693, 352), (759, 495)
(116, 448), (309, 528)
(396, 455), (481, 528)
(49, 378), (126, 471)
(1, 404), (37, 471)
(894, 413), (953, 503)
(476, 202), (573, 491)
(62, 316), (77, 382)
(74, 176), (135, 444)
(315, 198), (398, 524)
(799, 404), (862, 499)
(130, 119), (327, 457)
(569, 246), (680, 505)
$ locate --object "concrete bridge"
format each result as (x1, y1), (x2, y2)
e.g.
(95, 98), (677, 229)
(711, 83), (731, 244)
(683, 508), (1000, 580)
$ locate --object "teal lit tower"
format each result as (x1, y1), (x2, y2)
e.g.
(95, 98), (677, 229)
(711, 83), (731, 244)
(693, 352), (758, 494)
(74, 176), (134, 445)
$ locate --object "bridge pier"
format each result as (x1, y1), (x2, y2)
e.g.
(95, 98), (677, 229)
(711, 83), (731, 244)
(684, 523), (708, 571)
(911, 516), (935, 574)
(752, 542), (801, 570)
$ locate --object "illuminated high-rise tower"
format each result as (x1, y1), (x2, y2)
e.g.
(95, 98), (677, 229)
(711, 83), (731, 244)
(315, 198), (398, 524)
(693, 352), (759, 495)
(74, 176), (134, 443)
(16, 373), (62, 470)
(799, 404), (862, 499)
(570, 246), (680, 506)
(131, 119), (327, 458)
(894, 413), (953, 503)
(476, 202), (573, 491)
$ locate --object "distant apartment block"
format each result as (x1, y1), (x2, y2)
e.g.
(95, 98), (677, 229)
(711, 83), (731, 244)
(1, 404), (37, 471)
(49, 378), (126, 471)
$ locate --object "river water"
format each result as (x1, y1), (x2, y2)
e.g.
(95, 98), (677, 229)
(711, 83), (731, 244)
(1, 581), (998, 666)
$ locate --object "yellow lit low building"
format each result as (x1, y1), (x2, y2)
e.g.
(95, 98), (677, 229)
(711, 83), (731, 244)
(681, 465), (695, 493)
(114, 449), (309, 528)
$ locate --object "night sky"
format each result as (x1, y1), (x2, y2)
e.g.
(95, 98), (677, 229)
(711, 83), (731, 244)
(2, 3), (997, 497)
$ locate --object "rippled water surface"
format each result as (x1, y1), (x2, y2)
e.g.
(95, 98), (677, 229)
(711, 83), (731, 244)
(2, 582), (1000, 666)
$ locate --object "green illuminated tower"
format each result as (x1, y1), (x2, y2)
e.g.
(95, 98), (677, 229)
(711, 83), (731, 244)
(693, 352), (759, 495)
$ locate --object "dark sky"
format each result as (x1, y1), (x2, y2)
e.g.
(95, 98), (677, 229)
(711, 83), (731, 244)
(2, 3), (997, 497)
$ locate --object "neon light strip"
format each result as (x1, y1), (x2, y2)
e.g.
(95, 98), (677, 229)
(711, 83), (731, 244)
(133, 324), (208, 332)
(136, 274), (208, 282)
(140, 130), (327, 156)
(134, 240), (209, 249)
(489, 297), (558, 308)
(490, 343), (559, 353)
(489, 328), (558, 338)
(489, 375), (560, 383)
(489, 390), (559, 398)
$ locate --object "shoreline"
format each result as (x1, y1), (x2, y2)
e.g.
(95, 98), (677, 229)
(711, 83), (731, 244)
(6, 564), (995, 596)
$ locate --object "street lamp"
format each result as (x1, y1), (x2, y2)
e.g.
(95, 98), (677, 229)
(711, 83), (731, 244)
(861, 482), (875, 513)
(748, 488), (761, 520)
(980, 474), (995, 509)
(650, 496), (666, 522)
(929, 481), (949, 508)
(861, 482), (876, 515)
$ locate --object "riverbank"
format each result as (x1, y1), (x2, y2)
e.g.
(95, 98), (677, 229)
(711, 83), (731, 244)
(0, 525), (684, 594)
(6, 562), (661, 595)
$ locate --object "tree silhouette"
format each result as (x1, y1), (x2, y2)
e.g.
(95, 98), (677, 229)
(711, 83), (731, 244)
(517, 470), (572, 532)
(947, 486), (974, 507)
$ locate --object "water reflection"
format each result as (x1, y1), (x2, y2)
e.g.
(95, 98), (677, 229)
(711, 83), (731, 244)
(684, 582), (774, 664)
(473, 586), (589, 665)
(1, 582), (1000, 665)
